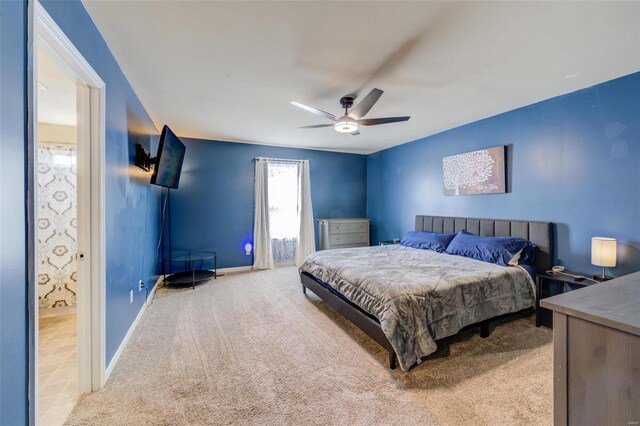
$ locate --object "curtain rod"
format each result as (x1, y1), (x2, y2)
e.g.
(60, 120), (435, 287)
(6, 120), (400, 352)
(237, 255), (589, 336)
(253, 157), (306, 163)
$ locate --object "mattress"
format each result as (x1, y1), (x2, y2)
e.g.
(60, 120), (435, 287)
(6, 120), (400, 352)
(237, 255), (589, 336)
(299, 244), (535, 371)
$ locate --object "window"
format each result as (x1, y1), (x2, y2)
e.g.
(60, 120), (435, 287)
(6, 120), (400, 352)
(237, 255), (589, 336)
(253, 157), (314, 270)
(267, 161), (300, 264)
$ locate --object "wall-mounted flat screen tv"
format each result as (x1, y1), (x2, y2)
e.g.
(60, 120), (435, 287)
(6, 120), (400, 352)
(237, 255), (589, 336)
(151, 125), (186, 189)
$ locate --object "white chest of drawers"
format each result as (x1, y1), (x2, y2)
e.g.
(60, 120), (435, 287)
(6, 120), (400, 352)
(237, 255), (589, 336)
(318, 218), (370, 250)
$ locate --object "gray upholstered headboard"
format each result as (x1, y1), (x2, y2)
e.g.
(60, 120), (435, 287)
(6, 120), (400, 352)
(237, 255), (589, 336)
(415, 215), (553, 274)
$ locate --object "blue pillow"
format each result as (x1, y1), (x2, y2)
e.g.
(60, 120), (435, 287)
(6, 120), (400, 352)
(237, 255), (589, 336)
(400, 231), (456, 253)
(445, 230), (536, 266)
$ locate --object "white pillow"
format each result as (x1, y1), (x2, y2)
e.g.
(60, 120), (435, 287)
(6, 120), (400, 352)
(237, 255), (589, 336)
(508, 249), (523, 266)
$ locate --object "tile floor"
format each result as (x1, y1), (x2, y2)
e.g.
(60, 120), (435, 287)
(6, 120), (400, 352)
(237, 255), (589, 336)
(39, 313), (78, 426)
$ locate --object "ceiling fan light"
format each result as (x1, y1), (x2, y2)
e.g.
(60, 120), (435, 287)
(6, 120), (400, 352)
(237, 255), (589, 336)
(334, 120), (358, 133)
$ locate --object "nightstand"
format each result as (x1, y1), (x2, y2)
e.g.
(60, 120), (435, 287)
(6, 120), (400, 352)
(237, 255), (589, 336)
(536, 271), (599, 328)
(379, 239), (400, 246)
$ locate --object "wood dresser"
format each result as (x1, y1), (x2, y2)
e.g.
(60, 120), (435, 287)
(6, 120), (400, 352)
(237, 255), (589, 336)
(541, 271), (640, 425)
(318, 218), (369, 250)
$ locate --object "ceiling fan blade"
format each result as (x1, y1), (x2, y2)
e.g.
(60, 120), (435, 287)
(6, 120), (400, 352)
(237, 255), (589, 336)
(354, 36), (422, 97)
(297, 124), (334, 129)
(349, 88), (383, 119)
(290, 101), (337, 121)
(350, 130), (360, 136)
(357, 116), (411, 126)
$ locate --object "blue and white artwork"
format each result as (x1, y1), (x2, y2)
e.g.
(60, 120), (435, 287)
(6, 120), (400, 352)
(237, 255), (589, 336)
(443, 146), (506, 196)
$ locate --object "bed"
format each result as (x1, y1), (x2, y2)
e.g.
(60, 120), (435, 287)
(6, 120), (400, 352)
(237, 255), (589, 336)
(299, 215), (553, 371)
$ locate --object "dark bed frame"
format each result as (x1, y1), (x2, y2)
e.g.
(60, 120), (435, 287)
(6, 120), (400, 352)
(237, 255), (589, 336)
(300, 215), (553, 370)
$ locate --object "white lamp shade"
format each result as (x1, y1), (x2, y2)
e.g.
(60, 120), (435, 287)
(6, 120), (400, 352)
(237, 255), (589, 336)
(591, 237), (616, 267)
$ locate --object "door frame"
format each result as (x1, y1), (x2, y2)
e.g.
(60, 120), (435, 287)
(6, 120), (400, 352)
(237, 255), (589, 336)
(27, 1), (107, 422)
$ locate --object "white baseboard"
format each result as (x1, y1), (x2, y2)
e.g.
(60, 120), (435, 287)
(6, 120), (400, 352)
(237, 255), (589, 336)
(104, 275), (162, 381)
(217, 265), (252, 275)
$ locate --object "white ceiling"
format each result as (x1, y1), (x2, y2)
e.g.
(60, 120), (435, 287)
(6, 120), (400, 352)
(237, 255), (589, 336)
(37, 39), (77, 126)
(82, 1), (640, 154)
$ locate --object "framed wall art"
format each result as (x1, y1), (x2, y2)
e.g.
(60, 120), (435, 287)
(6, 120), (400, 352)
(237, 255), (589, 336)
(443, 146), (506, 196)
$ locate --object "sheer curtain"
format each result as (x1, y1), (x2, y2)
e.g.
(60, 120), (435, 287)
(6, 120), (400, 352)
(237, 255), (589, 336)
(252, 158), (273, 270)
(295, 160), (315, 266)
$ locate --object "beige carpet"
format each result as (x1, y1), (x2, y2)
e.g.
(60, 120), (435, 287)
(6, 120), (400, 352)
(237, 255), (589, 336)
(65, 267), (553, 425)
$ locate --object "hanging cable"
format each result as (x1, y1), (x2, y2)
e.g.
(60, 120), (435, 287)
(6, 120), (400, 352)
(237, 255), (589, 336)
(146, 190), (168, 307)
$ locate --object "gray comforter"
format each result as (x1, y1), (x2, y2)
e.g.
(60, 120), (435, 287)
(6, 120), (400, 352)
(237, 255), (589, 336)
(299, 245), (535, 371)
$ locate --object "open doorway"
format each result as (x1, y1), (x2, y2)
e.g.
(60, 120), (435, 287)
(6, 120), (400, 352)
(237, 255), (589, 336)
(30, 2), (107, 424)
(36, 41), (80, 424)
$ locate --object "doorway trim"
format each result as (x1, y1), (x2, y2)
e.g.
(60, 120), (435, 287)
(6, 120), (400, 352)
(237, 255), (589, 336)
(28, 1), (107, 422)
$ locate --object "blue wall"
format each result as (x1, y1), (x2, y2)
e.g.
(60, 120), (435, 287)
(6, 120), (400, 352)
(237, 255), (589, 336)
(368, 72), (640, 278)
(170, 139), (367, 268)
(0, 1), (29, 424)
(40, 0), (162, 365)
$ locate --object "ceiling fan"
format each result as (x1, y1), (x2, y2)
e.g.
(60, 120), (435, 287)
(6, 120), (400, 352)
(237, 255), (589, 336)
(290, 88), (410, 136)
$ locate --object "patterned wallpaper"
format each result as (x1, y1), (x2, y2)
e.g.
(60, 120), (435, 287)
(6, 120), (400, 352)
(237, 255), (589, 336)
(37, 145), (77, 309)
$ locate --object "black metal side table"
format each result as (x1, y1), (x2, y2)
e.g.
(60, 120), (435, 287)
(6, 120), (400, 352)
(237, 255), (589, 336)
(163, 250), (217, 289)
(535, 270), (599, 328)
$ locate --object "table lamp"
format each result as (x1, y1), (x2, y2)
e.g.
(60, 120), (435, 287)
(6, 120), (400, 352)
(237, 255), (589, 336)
(591, 237), (616, 281)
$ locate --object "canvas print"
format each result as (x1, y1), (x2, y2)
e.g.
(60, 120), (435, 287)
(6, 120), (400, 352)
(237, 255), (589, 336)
(443, 146), (506, 196)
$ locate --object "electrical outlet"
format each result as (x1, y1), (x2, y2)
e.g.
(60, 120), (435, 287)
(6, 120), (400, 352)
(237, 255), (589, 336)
(138, 280), (145, 292)
(129, 289), (134, 304)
